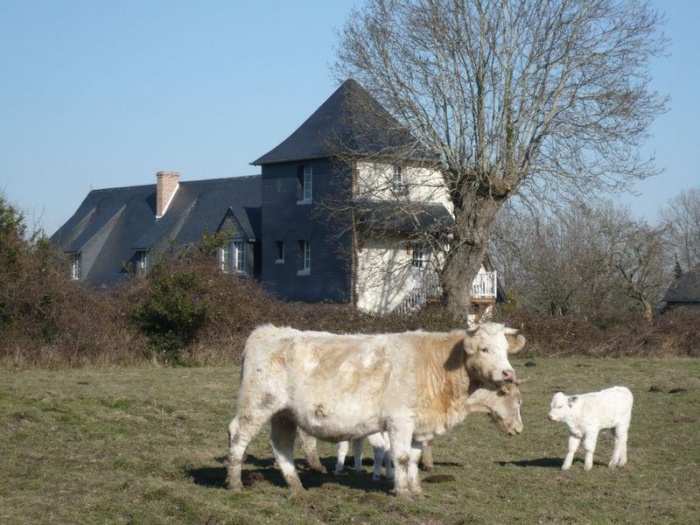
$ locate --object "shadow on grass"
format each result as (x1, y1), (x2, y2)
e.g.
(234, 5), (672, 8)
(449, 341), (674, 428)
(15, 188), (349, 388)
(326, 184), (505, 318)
(497, 457), (563, 468)
(187, 454), (391, 494)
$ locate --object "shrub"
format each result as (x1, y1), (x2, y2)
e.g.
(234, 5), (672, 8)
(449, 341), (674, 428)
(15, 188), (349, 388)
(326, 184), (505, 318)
(130, 254), (212, 364)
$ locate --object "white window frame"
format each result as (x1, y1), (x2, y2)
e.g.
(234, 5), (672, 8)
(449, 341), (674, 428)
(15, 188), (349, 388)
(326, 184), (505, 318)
(412, 244), (429, 268)
(298, 166), (313, 204)
(392, 165), (405, 192)
(297, 239), (311, 275)
(221, 240), (246, 274)
(70, 253), (81, 281)
(135, 250), (149, 276)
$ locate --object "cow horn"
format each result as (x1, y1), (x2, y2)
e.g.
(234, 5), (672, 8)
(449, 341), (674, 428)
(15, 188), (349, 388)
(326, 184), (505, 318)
(514, 377), (530, 386)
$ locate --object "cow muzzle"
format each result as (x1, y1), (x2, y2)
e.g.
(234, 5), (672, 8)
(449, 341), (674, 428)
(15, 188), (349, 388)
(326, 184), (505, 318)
(501, 369), (516, 382)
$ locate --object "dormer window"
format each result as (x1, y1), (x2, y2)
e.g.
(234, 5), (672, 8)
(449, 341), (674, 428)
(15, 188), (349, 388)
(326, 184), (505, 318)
(221, 240), (246, 274)
(70, 253), (81, 280)
(298, 166), (313, 204)
(135, 250), (149, 276)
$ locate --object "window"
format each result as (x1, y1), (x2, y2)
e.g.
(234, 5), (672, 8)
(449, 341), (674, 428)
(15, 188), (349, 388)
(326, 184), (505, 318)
(135, 250), (149, 276)
(70, 253), (81, 280)
(412, 245), (429, 268)
(298, 239), (311, 275)
(392, 165), (406, 193)
(275, 240), (285, 263)
(298, 166), (312, 203)
(221, 241), (246, 274)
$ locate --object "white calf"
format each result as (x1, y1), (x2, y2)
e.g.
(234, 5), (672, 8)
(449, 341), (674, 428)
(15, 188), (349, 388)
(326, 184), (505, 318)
(334, 432), (393, 481)
(548, 386), (633, 471)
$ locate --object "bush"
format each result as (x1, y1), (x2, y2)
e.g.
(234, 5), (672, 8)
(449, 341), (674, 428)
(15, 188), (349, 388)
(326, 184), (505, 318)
(130, 257), (210, 364)
(500, 306), (700, 357)
(1, 197), (696, 368)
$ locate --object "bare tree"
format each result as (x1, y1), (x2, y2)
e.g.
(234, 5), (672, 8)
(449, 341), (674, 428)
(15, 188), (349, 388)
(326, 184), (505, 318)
(492, 201), (671, 320)
(606, 218), (669, 320)
(335, 0), (667, 317)
(660, 186), (700, 273)
(491, 202), (622, 317)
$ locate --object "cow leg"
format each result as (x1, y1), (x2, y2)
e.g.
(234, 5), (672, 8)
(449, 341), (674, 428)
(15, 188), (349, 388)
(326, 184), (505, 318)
(297, 428), (326, 474)
(227, 411), (268, 491)
(609, 424), (629, 468)
(407, 440), (424, 496)
(420, 440), (434, 471)
(383, 448), (394, 480)
(352, 438), (365, 474)
(388, 424), (415, 498)
(367, 433), (385, 480)
(334, 440), (349, 475)
(562, 433), (581, 471)
(582, 429), (599, 471)
(270, 414), (303, 491)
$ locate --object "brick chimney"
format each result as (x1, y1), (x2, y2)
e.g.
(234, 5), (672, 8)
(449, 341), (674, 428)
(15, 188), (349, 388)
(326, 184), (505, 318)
(156, 171), (179, 218)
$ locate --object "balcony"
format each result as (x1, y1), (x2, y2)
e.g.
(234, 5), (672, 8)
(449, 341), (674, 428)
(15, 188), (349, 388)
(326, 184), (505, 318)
(471, 271), (497, 300)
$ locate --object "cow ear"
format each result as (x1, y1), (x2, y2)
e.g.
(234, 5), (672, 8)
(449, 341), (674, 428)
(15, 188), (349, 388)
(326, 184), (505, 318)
(568, 396), (577, 408)
(504, 329), (526, 354)
(501, 384), (512, 394)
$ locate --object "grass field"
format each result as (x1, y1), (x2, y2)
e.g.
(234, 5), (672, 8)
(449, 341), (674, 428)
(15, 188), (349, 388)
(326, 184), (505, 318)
(1, 357), (698, 524)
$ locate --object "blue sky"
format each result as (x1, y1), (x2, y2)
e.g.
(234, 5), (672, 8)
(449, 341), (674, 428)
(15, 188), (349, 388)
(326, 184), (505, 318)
(1, 0), (697, 236)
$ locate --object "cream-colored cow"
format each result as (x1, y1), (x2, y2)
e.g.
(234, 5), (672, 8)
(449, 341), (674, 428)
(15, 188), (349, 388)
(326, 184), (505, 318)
(312, 381), (525, 480)
(226, 323), (525, 497)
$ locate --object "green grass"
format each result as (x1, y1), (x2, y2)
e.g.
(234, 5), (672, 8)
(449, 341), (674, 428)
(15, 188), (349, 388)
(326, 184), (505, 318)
(1, 358), (698, 524)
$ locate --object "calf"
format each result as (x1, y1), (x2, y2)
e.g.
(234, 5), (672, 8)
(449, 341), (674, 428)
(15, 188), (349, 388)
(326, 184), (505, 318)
(334, 432), (393, 481)
(548, 386), (633, 471)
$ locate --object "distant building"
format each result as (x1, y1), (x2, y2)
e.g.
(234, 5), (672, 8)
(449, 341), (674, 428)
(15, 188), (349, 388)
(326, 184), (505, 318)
(663, 263), (700, 309)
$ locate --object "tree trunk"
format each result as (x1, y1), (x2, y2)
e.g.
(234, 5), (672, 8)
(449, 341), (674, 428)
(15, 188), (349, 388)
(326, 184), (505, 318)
(441, 198), (500, 321)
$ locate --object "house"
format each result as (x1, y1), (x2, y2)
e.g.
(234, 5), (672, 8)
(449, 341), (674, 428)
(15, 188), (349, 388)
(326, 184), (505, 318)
(663, 263), (700, 309)
(51, 79), (501, 317)
(50, 173), (261, 287)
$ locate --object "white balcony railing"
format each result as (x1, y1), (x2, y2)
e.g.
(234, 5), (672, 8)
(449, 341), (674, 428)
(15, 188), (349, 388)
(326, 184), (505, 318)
(394, 270), (497, 315)
(471, 271), (497, 299)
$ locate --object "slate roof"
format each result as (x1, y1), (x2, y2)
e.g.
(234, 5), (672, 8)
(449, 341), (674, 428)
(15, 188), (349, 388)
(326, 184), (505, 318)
(664, 263), (700, 304)
(51, 175), (261, 287)
(355, 201), (454, 234)
(253, 79), (436, 165)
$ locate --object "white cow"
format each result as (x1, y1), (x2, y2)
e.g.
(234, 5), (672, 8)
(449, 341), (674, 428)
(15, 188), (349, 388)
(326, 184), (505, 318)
(548, 386), (633, 471)
(227, 322), (525, 497)
(328, 381), (526, 480)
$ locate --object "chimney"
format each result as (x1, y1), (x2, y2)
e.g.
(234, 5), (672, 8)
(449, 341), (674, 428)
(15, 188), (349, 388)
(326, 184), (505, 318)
(156, 171), (179, 218)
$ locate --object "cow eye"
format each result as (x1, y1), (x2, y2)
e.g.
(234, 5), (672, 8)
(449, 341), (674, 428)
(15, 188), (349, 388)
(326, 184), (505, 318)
(480, 347), (489, 354)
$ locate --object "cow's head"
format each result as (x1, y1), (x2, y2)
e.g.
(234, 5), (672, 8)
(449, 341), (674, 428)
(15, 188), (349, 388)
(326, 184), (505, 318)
(487, 383), (524, 435)
(464, 323), (525, 384)
(547, 392), (573, 421)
